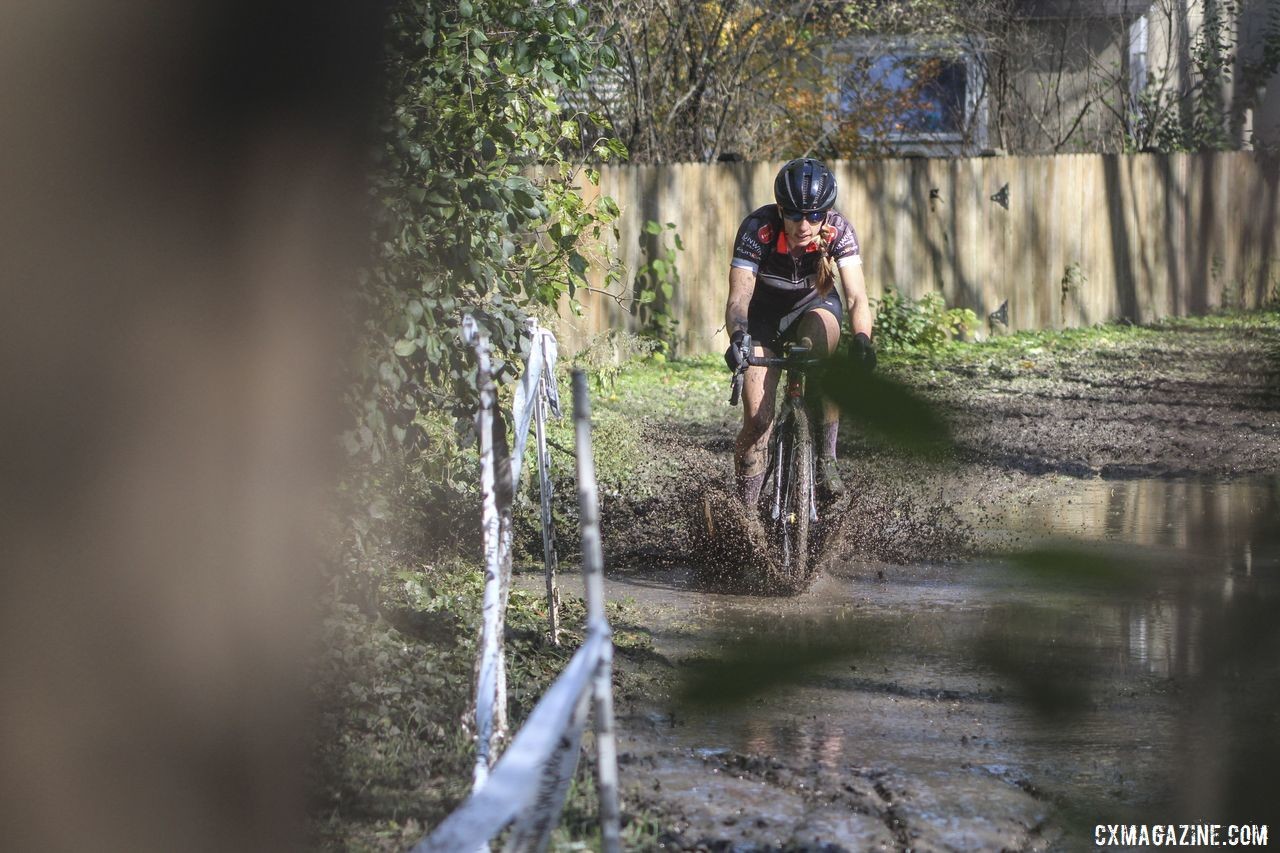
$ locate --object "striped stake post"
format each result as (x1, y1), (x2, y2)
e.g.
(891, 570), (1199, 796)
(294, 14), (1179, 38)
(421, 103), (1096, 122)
(512, 318), (562, 646)
(463, 315), (505, 791)
(534, 376), (562, 646)
(526, 318), (562, 647)
(571, 369), (622, 853)
(467, 315), (562, 791)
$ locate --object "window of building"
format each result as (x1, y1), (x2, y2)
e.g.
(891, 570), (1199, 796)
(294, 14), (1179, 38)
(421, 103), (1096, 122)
(830, 38), (987, 155)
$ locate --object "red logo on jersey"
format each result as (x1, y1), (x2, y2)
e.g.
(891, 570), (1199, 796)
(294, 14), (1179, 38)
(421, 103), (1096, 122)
(757, 223), (775, 244)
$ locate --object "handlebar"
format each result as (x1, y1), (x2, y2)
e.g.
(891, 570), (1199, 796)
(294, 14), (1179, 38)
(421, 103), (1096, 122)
(741, 349), (818, 368)
(728, 338), (820, 406)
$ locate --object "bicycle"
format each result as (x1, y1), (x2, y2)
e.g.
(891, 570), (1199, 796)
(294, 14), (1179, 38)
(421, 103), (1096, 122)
(729, 333), (823, 587)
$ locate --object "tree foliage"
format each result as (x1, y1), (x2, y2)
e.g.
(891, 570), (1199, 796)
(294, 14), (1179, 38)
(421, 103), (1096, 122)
(356, 0), (624, 450)
(582, 0), (800, 162)
(342, 0), (624, 571)
(580, 0), (1011, 162)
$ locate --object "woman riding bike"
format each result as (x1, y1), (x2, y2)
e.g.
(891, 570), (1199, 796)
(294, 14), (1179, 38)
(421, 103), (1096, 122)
(723, 158), (877, 509)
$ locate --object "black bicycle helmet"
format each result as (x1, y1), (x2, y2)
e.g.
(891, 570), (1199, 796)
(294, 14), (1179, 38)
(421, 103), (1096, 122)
(774, 158), (837, 212)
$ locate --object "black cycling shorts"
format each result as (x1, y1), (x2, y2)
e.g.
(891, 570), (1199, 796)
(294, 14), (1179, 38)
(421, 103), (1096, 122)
(746, 286), (843, 354)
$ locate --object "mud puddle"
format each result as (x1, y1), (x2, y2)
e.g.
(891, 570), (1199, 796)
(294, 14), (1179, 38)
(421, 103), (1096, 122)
(537, 476), (1280, 849)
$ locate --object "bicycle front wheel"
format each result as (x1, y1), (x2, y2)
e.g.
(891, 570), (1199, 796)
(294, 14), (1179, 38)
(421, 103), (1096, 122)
(779, 403), (813, 586)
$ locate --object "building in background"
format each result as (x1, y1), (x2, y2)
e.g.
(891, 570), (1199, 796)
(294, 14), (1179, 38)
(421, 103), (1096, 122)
(820, 0), (1279, 157)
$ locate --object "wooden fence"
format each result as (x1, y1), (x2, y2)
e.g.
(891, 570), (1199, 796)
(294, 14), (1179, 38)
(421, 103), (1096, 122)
(558, 152), (1280, 357)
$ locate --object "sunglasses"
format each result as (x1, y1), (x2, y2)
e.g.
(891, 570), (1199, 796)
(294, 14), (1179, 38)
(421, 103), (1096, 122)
(780, 208), (827, 223)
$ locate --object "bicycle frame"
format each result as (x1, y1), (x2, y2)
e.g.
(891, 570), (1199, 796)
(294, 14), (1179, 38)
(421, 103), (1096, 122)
(729, 336), (821, 576)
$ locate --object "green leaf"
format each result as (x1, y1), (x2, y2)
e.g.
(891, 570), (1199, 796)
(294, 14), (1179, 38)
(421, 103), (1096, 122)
(678, 616), (875, 707)
(394, 339), (418, 357)
(1005, 546), (1145, 592)
(809, 360), (953, 456)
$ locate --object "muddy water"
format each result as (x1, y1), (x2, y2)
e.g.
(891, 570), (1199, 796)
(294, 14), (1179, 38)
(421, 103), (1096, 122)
(597, 477), (1280, 850)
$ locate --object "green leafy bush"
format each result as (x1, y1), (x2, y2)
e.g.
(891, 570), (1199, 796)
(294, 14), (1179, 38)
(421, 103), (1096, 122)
(341, 0), (627, 579)
(873, 286), (977, 352)
(363, 0), (625, 421)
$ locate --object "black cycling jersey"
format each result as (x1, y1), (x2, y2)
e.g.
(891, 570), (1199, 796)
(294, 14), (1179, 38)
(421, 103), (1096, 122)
(730, 205), (861, 294)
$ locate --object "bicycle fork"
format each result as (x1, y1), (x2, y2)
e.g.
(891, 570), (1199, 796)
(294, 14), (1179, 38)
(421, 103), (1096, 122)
(769, 426), (787, 524)
(767, 407), (819, 529)
(770, 432), (813, 571)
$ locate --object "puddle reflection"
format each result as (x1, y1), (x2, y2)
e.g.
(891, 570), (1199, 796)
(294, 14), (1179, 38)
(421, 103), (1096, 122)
(995, 477), (1277, 556)
(742, 717), (845, 772)
(666, 476), (1280, 829)
(963, 477), (1277, 679)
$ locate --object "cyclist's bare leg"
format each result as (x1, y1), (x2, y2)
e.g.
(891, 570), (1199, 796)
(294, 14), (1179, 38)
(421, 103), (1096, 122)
(795, 309), (842, 446)
(795, 309), (846, 497)
(795, 308), (841, 355)
(734, 344), (781, 505)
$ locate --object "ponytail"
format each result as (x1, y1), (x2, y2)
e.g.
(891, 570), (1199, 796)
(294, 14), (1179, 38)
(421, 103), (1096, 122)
(815, 217), (836, 297)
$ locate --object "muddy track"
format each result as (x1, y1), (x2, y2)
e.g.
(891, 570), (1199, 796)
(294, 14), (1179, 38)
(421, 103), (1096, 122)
(603, 324), (1280, 564)
(590, 320), (1280, 851)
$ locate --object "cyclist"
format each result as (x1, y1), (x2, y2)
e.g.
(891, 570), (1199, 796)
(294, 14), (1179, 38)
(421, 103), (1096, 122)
(724, 158), (875, 507)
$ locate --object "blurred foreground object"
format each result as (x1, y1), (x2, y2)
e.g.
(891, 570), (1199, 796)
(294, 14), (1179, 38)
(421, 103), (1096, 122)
(0, 2), (382, 850)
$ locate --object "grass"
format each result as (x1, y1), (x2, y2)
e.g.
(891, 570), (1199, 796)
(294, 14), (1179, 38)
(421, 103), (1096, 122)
(311, 560), (666, 851)
(898, 308), (1280, 365)
(595, 353), (728, 429)
(870, 309), (1280, 394)
(586, 311), (1277, 415)
(1153, 306), (1280, 331)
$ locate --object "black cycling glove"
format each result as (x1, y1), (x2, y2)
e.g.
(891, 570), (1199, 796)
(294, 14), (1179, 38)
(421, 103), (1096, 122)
(724, 330), (750, 372)
(852, 332), (877, 372)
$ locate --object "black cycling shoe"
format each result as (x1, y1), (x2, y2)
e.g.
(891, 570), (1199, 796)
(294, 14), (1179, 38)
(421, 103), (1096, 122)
(816, 456), (845, 501)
